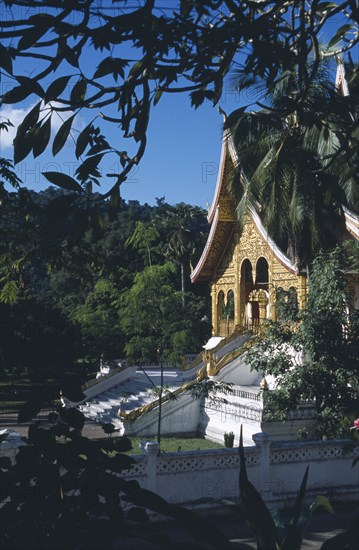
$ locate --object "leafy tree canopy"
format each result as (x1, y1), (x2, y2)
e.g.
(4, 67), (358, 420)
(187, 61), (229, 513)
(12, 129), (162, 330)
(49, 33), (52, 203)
(0, 189), (210, 376)
(0, 0), (357, 201)
(120, 263), (210, 365)
(247, 245), (359, 438)
(226, 58), (359, 268)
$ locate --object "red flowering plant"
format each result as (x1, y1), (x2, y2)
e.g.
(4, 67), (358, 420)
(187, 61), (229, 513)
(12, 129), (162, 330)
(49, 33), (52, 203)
(345, 418), (359, 468)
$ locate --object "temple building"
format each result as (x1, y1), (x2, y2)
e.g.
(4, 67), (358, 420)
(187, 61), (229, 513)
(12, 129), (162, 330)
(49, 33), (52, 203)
(190, 136), (305, 336)
(76, 61), (358, 444)
(191, 62), (359, 337)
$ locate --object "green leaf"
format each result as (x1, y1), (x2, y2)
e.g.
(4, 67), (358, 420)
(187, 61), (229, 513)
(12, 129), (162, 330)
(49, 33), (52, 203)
(293, 466), (310, 522)
(16, 101), (41, 137)
(127, 507), (149, 523)
(101, 423), (117, 435)
(15, 76), (44, 97)
(224, 107), (248, 131)
(0, 280), (19, 303)
(61, 380), (87, 402)
(59, 407), (85, 431)
(52, 423), (70, 438)
(129, 60), (144, 78)
(75, 122), (93, 158)
(153, 89), (163, 107)
(70, 78), (87, 105)
(0, 44), (13, 75)
(63, 44), (79, 68)
(2, 85), (32, 104)
(42, 171), (83, 192)
(311, 495), (334, 515)
(94, 57), (128, 80)
(2, 77), (43, 104)
(27, 13), (56, 26)
(239, 427), (278, 550)
(13, 129), (34, 164)
(0, 431), (9, 444)
(316, 2), (338, 12)
(33, 116), (52, 158)
(17, 26), (48, 51)
(86, 142), (110, 156)
(0, 456), (12, 470)
(45, 75), (72, 103)
(27, 422), (53, 447)
(75, 153), (104, 183)
(18, 400), (43, 424)
(52, 113), (75, 156)
(190, 89), (205, 109)
(281, 467), (310, 550)
(106, 453), (136, 472)
(328, 24), (356, 48)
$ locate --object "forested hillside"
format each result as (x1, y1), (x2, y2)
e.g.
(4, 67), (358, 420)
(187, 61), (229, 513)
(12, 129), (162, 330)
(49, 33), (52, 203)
(0, 188), (211, 380)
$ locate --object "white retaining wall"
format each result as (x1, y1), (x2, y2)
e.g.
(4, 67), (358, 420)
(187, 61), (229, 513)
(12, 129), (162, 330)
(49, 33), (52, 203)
(2, 431), (358, 509)
(200, 386), (263, 446)
(121, 436), (359, 508)
(123, 391), (201, 437)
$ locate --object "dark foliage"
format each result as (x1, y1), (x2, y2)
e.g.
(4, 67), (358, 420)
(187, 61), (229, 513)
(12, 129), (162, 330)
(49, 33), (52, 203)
(1, 405), (230, 550)
(0, 1), (357, 200)
(0, 189), (210, 380)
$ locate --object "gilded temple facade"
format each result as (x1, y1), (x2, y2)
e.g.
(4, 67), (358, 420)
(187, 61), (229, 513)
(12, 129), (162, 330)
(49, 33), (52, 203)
(191, 133), (358, 338)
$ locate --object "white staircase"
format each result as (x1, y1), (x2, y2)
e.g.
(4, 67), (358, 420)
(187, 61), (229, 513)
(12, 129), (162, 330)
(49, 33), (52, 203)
(77, 334), (255, 436)
(79, 368), (187, 430)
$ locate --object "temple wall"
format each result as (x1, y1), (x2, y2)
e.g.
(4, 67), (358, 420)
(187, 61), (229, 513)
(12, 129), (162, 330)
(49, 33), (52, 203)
(121, 438), (359, 508)
(211, 216), (306, 336)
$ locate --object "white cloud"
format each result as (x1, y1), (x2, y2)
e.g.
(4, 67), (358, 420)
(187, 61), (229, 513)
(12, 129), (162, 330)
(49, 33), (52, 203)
(0, 102), (84, 151)
(0, 105), (32, 149)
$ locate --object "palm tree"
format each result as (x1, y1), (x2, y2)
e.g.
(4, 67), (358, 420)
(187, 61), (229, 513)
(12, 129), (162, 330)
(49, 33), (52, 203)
(226, 58), (358, 271)
(155, 204), (207, 307)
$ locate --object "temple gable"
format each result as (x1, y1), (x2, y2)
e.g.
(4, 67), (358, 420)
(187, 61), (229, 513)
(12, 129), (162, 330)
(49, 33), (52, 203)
(210, 213), (306, 337)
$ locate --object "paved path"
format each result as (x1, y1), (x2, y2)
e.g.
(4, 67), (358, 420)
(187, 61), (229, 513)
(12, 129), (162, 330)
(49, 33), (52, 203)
(114, 506), (358, 549)
(0, 412), (107, 439)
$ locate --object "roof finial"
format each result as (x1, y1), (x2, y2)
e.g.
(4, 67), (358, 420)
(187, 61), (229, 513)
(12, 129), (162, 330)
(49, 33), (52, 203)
(218, 104), (227, 122)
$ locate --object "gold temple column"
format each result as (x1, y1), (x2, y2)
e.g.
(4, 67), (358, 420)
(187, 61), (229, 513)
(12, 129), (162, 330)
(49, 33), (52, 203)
(211, 283), (217, 335)
(297, 275), (307, 310)
(258, 297), (268, 323)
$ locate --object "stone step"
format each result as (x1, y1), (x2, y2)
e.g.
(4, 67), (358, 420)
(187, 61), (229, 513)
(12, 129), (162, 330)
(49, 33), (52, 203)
(105, 390), (126, 399)
(93, 401), (114, 409)
(124, 379), (151, 387)
(100, 396), (121, 404)
(80, 370), (185, 424)
(120, 383), (151, 393)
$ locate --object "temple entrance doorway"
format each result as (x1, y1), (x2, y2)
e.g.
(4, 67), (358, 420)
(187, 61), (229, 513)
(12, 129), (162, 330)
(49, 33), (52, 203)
(240, 257), (270, 331)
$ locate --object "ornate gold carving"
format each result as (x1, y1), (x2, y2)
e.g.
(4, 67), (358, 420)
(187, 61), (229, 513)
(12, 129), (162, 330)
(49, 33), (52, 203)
(212, 215), (304, 333)
(216, 277), (235, 285)
(219, 198), (236, 221)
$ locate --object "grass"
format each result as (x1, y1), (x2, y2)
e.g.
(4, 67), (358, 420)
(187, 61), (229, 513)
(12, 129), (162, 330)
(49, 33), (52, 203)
(0, 377), (60, 413)
(126, 436), (224, 455)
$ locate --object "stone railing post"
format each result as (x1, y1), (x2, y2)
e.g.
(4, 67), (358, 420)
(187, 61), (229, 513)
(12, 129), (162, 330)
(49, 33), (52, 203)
(252, 432), (272, 500)
(145, 441), (160, 492)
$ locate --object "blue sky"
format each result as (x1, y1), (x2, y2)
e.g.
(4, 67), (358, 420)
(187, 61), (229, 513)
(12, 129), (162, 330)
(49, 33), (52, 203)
(0, 1), (354, 208)
(1, 85), (235, 208)
(0, 54), (242, 211)
(0, 1), (243, 208)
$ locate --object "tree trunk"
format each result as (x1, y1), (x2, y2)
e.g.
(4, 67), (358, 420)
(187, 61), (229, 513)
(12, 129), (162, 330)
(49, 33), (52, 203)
(181, 262), (185, 308)
(157, 359), (163, 446)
